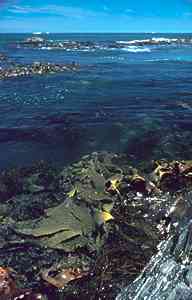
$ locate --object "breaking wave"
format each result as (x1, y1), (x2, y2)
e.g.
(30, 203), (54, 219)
(116, 37), (188, 46)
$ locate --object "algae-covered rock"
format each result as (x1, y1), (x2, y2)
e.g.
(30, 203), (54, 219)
(0, 162), (59, 202)
(40, 230), (81, 249)
(53, 235), (91, 252)
(15, 202), (94, 234)
(70, 181), (111, 205)
(14, 202), (110, 251)
(64, 166), (111, 205)
(23, 173), (45, 193)
(59, 152), (125, 205)
(150, 160), (192, 192)
(2, 151), (184, 299)
(13, 196), (115, 252)
(8, 193), (60, 221)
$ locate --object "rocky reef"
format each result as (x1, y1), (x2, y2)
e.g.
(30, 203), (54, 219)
(0, 53), (7, 61)
(18, 37), (97, 51)
(1, 153), (192, 299)
(0, 62), (79, 80)
(15, 36), (192, 51)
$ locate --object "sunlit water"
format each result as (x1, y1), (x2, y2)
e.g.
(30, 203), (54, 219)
(1, 33), (192, 169)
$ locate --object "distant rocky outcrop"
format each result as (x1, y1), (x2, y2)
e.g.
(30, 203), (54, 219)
(15, 36), (192, 52)
(24, 37), (45, 44)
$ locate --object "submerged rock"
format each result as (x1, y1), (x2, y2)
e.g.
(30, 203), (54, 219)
(0, 53), (7, 61)
(0, 62), (79, 80)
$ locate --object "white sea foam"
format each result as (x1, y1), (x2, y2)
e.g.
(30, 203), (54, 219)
(151, 37), (178, 43)
(145, 58), (169, 62)
(116, 37), (179, 46)
(117, 40), (135, 44)
(39, 45), (151, 53)
(121, 46), (151, 53)
(116, 39), (151, 45)
(41, 47), (52, 50)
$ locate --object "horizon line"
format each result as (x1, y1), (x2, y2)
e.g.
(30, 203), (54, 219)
(1, 31), (192, 34)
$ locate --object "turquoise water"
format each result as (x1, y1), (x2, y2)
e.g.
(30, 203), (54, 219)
(1, 33), (192, 169)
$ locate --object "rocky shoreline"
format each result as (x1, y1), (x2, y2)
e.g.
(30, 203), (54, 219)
(1, 152), (192, 299)
(0, 62), (79, 80)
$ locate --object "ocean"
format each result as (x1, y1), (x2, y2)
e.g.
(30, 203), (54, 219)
(1, 32), (192, 169)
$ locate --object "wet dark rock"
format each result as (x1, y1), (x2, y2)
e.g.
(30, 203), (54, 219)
(8, 193), (60, 221)
(116, 191), (192, 300)
(0, 170), (23, 201)
(0, 162), (59, 202)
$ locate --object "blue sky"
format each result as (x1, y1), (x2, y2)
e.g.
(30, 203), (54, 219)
(1, 0), (192, 33)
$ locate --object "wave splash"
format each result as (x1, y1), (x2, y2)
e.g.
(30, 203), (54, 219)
(121, 46), (151, 53)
